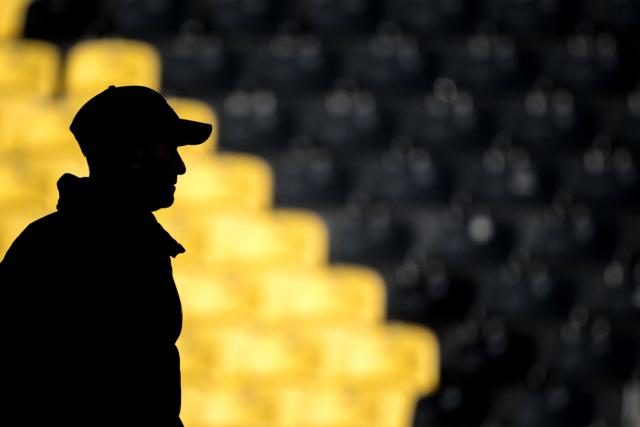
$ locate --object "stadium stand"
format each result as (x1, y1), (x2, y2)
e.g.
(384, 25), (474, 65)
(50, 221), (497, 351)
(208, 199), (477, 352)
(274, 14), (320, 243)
(1, 0), (639, 426)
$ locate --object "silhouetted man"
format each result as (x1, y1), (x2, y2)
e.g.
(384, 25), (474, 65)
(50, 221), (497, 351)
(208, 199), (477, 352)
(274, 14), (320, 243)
(0, 85), (212, 426)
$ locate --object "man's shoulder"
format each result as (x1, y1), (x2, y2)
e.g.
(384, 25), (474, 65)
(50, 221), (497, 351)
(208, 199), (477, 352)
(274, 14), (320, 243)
(2, 212), (66, 262)
(18, 211), (66, 240)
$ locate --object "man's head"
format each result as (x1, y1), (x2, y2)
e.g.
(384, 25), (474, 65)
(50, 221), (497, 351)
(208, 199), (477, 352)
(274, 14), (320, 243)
(69, 85), (212, 211)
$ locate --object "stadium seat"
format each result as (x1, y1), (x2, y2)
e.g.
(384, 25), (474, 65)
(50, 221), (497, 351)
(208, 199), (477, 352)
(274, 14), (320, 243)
(272, 139), (349, 208)
(0, 96), (34, 152)
(387, 256), (476, 325)
(161, 28), (235, 96)
(612, 88), (640, 149)
(499, 85), (594, 152)
(101, 0), (184, 38)
(463, 139), (555, 203)
(0, 39), (61, 98)
(561, 136), (639, 207)
(480, 256), (574, 323)
(263, 384), (417, 427)
(0, 0), (31, 39)
(400, 78), (490, 152)
(409, 201), (514, 265)
(515, 199), (617, 262)
(168, 152), (272, 211)
(586, 257), (640, 331)
(189, 0), (280, 32)
(439, 31), (533, 92)
(218, 87), (289, 155)
(64, 38), (162, 99)
(352, 144), (452, 204)
(413, 383), (492, 427)
(181, 385), (270, 427)
(4, 98), (87, 206)
(303, 86), (391, 154)
(541, 32), (626, 93)
(6, 97), (82, 156)
(497, 383), (597, 427)
(186, 324), (312, 385)
(384, 0), (477, 34)
(297, 0), (380, 32)
(306, 322), (439, 394)
(175, 269), (251, 326)
(168, 207), (328, 267)
(344, 25), (431, 89)
(582, 0), (640, 34)
(240, 263), (386, 326)
(440, 317), (537, 387)
(482, 0), (577, 35)
(23, 0), (103, 42)
(0, 163), (33, 203)
(249, 32), (333, 90)
(323, 198), (411, 265)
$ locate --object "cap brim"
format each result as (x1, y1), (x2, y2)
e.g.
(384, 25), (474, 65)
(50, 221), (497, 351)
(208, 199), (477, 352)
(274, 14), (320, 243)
(175, 119), (212, 146)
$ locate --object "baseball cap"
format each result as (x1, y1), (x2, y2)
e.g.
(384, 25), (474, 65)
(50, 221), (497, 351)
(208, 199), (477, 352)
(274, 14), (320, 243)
(69, 85), (212, 154)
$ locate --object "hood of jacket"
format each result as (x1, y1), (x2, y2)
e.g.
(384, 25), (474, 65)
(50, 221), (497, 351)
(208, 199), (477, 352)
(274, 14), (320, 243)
(55, 173), (185, 258)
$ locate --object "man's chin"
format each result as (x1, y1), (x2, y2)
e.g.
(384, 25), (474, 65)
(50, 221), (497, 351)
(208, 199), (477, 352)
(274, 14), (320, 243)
(149, 195), (175, 211)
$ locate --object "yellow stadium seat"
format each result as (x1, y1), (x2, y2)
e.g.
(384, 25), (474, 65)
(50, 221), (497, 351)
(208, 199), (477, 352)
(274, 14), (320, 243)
(0, 98), (87, 206)
(167, 97), (218, 152)
(358, 387), (418, 427)
(65, 38), (161, 99)
(204, 208), (328, 267)
(171, 153), (273, 211)
(0, 96), (32, 152)
(271, 209), (329, 266)
(263, 384), (417, 427)
(263, 384), (374, 427)
(181, 385), (269, 427)
(181, 383), (417, 427)
(7, 97), (83, 157)
(330, 264), (388, 324)
(185, 324), (312, 386)
(0, 0), (31, 39)
(240, 264), (385, 326)
(0, 161), (40, 204)
(0, 39), (61, 98)
(161, 208), (328, 267)
(176, 269), (251, 326)
(302, 323), (439, 395)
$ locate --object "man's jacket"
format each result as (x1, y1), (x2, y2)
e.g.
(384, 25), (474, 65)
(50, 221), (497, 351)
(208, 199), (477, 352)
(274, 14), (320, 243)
(0, 174), (185, 426)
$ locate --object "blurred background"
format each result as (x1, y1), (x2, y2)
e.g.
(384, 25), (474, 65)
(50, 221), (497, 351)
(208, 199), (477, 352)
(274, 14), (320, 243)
(1, 0), (640, 426)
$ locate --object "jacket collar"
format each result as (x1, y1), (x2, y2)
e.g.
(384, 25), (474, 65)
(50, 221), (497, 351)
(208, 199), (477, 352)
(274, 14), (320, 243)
(56, 173), (185, 258)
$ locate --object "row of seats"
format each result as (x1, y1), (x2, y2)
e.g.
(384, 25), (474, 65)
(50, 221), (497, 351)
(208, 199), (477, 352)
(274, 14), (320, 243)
(315, 197), (636, 268)
(215, 83), (640, 153)
(415, 379), (638, 427)
(0, 38), (160, 99)
(176, 263), (386, 326)
(269, 137), (640, 209)
(9, 0), (640, 40)
(389, 249), (640, 323)
(2, 37), (639, 158)
(179, 322), (438, 393)
(182, 382), (419, 427)
(160, 27), (639, 94)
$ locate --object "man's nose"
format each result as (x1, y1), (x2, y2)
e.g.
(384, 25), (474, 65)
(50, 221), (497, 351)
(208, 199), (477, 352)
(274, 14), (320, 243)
(176, 152), (186, 175)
